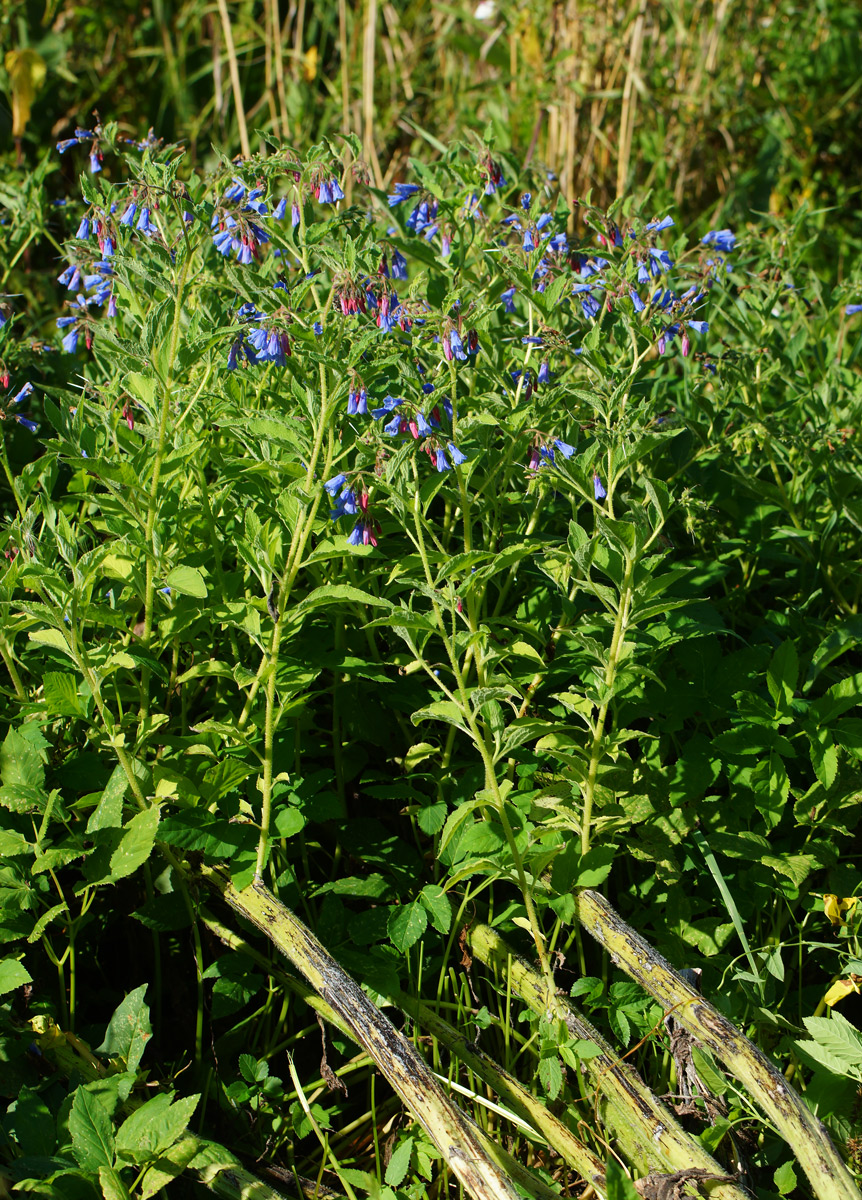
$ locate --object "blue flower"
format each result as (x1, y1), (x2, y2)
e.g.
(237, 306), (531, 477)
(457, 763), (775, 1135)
(324, 473), (348, 495)
(273, 197), (288, 220)
(62, 328), (79, 353)
(687, 320), (708, 334)
(391, 248), (408, 279)
(537, 360), (551, 385)
(388, 182), (420, 207)
(702, 229), (736, 253)
(10, 382), (33, 406)
(845, 304), (862, 316)
(521, 192), (532, 210)
(629, 290), (645, 313)
(447, 442), (467, 466)
(347, 523), (364, 546)
(593, 474), (607, 500)
(313, 322), (323, 335)
(523, 229), (536, 252)
(292, 202), (301, 227)
(371, 395), (402, 419)
(383, 413), (402, 436)
(15, 416), (38, 433)
(435, 447), (450, 472)
(448, 330), (468, 361)
(554, 439), (575, 458)
(645, 216), (674, 232)
(76, 217), (90, 240)
(416, 411), (433, 437)
(501, 287), (516, 313)
(648, 247), (673, 272)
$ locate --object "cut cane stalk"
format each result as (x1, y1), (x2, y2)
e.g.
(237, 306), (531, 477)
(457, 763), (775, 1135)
(200, 866), (521, 1200)
(571, 889), (859, 1200)
(466, 921), (751, 1200)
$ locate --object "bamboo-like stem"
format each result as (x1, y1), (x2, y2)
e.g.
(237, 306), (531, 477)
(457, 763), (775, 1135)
(200, 866), (521, 1200)
(201, 909), (606, 1193)
(572, 889), (860, 1200)
(466, 921), (750, 1200)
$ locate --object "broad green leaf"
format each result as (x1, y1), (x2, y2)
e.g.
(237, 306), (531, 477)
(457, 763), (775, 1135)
(97, 984), (153, 1073)
(8, 1084), (54, 1157)
(42, 672), (86, 717)
(419, 884), (451, 933)
(0, 725), (47, 813)
(801, 1012), (862, 1069)
(0, 956), (32, 996)
(70, 1086), (116, 1170)
(410, 700), (469, 732)
(139, 1135), (200, 1200)
(165, 565), (208, 598)
(774, 1164), (798, 1196)
(28, 627), (75, 659)
(115, 1093), (200, 1165)
(109, 806), (160, 881)
(605, 1159), (640, 1200)
(293, 584), (391, 616)
(388, 901), (428, 952)
(538, 1054), (563, 1100)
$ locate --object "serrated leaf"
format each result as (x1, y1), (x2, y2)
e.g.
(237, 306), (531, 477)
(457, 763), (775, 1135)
(388, 901), (427, 952)
(801, 1012), (862, 1068)
(70, 1086), (116, 1170)
(43, 672), (86, 717)
(538, 1054), (563, 1100)
(384, 1136), (413, 1186)
(109, 806), (160, 881)
(139, 1135), (200, 1200)
(419, 884), (451, 933)
(774, 1163), (798, 1196)
(0, 956), (32, 995)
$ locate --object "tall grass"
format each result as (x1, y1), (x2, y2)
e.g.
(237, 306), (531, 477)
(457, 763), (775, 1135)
(4, 0), (861, 228)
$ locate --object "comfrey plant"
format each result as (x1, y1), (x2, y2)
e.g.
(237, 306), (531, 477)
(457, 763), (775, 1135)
(2, 125), (862, 1200)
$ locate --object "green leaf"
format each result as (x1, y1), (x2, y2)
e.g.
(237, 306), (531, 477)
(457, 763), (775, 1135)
(767, 640), (798, 709)
(0, 725), (47, 813)
(801, 1012), (862, 1069)
(0, 956), (32, 996)
(388, 901), (428, 952)
(418, 884), (451, 933)
(605, 1158), (640, 1200)
(410, 700), (469, 732)
(43, 672), (87, 717)
(385, 1136), (414, 1187)
(774, 1163), (798, 1196)
(70, 1086), (116, 1170)
(115, 1093), (200, 1165)
(691, 1046), (728, 1096)
(538, 1054), (563, 1100)
(87, 766), (128, 833)
(293, 584), (391, 617)
(139, 1135), (200, 1199)
(99, 1165), (131, 1200)
(97, 984), (153, 1073)
(9, 1085), (55, 1157)
(165, 565), (208, 598)
(109, 806), (160, 881)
